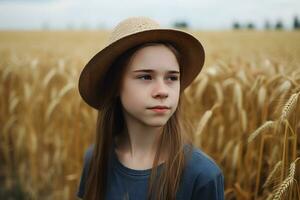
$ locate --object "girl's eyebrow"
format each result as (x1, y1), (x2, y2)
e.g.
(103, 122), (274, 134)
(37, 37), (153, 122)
(132, 69), (180, 74)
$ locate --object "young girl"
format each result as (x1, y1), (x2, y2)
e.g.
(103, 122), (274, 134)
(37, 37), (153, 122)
(77, 17), (224, 200)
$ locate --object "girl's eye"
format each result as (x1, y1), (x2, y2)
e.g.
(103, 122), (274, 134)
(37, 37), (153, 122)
(138, 75), (152, 80)
(137, 75), (179, 81)
(167, 76), (179, 81)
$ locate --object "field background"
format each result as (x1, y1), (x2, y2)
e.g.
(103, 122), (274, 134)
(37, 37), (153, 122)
(0, 30), (300, 200)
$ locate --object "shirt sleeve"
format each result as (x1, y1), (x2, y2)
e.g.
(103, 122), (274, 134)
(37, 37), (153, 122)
(191, 172), (225, 200)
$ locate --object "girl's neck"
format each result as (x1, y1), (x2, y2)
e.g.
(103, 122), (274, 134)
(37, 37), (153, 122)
(114, 132), (167, 170)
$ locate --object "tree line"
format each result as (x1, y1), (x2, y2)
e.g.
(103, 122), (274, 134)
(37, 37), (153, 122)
(232, 16), (300, 30)
(173, 16), (300, 30)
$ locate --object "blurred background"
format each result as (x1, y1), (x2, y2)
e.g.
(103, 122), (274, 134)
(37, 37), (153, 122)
(0, 0), (300, 200)
(0, 0), (300, 30)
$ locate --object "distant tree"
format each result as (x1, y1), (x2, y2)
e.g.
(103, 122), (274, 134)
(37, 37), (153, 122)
(66, 23), (75, 30)
(232, 22), (241, 29)
(293, 16), (300, 29)
(80, 22), (90, 30)
(246, 22), (255, 29)
(42, 21), (50, 30)
(173, 21), (189, 28)
(264, 20), (271, 30)
(275, 20), (284, 30)
(97, 22), (106, 30)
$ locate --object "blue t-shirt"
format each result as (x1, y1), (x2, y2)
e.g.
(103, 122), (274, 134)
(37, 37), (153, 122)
(77, 144), (224, 200)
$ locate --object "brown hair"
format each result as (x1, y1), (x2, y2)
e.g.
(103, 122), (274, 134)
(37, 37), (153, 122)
(83, 42), (193, 200)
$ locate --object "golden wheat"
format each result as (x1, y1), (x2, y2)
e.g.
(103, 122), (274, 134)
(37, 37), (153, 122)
(247, 120), (275, 143)
(271, 158), (298, 200)
(263, 161), (282, 188)
(1, 30), (299, 200)
(280, 92), (299, 122)
(195, 110), (213, 136)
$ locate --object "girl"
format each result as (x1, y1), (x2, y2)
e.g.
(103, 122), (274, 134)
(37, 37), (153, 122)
(77, 16), (224, 200)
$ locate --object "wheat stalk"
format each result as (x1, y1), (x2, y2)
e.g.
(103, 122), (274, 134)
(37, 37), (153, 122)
(278, 80), (292, 94)
(258, 86), (267, 108)
(272, 158), (299, 200)
(280, 92), (299, 122)
(220, 140), (234, 162)
(58, 82), (75, 99)
(234, 82), (243, 110)
(42, 68), (57, 88)
(232, 142), (240, 170)
(247, 120), (275, 143)
(213, 82), (224, 105)
(222, 78), (235, 88)
(237, 69), (250, 86)
(195, 110), (213, 136)
(3, 116), (17, 134)
(194, 75), (209, 98)
(23, 82), (32, 102)
(45, 98), (61, 122)
(2, 66), (13, 82)
(9, 96), (19, 114)
(240, 108), (247, 132)
(263, 161), (282, 188)
(249, 75), (265, 95)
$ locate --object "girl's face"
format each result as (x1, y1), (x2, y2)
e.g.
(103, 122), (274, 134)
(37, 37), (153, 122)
(119, 44), (180, 127)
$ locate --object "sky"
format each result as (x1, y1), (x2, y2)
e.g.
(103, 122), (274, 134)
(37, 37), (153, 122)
(0, 0), (299, 30)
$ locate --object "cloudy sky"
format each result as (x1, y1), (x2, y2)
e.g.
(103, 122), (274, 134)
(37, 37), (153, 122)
(0, 0), (299, 30)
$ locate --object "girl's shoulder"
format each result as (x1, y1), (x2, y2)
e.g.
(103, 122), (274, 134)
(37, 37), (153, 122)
(81, 144), (95, 168)
(83, 143), (223, 182)
(183, 144), (223, 186)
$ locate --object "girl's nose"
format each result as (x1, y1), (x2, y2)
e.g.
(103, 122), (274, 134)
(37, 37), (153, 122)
(152, 79), (169, 99)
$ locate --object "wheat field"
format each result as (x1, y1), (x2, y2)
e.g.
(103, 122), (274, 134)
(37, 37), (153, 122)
(0, 30), (299, 200)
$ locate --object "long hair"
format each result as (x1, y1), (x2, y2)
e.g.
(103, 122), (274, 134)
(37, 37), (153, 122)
(83, 42), (194, 200)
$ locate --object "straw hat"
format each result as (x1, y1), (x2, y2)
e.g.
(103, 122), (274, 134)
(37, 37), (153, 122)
(78, 16), (205, 110)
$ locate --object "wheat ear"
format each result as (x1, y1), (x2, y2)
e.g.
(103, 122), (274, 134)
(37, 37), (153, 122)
(280, 92), (299, 122)
(247, 120), (275, 143)
(272, 158), (299, 200)
(263, 161), (282, 188)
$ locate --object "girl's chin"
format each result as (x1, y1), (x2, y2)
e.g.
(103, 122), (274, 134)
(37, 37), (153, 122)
(142, 119), (169, 127)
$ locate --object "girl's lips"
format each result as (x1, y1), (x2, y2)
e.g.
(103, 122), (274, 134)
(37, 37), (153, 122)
(148, 105), (170, 109)
(148, 108), (170, 114)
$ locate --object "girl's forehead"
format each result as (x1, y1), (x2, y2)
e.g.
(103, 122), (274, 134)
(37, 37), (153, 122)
(129, 64), (180, 74)
(131, 68), (180, 75)
(126, 45), (180, 72)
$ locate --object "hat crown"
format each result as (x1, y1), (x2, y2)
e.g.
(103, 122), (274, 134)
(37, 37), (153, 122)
(108, 17), (161, 44)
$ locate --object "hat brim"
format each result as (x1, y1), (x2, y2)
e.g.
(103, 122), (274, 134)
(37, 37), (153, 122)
(78, 29), (205, 109)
